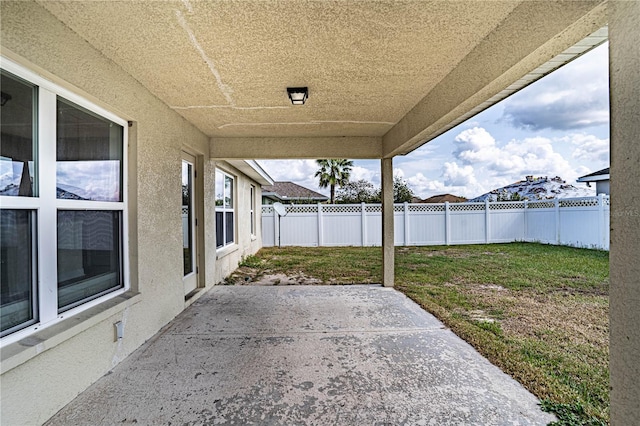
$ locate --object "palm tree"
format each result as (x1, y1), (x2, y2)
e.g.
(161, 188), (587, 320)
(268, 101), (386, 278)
(315, 159), (354, 204)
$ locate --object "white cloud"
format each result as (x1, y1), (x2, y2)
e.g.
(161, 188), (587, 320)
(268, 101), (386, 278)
(351, 165), (379, 186)
(568, 133), (610, 164)
(454, 127), (502, 164)
(258, 160), (377, 196)
(442, 162), (476, 187)
(405, 168), (488, 199)
(401, 127), (599, 199)
(501, 43), (609, 131)
(258, 159), (327, 194)
(256, 126), (609, 201)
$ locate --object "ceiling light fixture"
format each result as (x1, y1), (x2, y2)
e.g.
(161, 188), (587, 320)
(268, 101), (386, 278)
(287, 87), (308, 105)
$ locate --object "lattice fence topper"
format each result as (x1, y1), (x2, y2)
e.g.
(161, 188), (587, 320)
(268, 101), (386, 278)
(489, 202), (526, 210)
(322, 205), (363, 213)
(559, 198), (600, 208)
(366, 205), (382, 213)
(409, 204), (445, 212)
(394, 205), (405, 212)
(450, 203), (485, 211)
(603, 196), (610, 206)
(527, 200), (555, 209)
(286, 205), (319, 214)
(181, 207), (189, 215)
(262, 206), (274, 214)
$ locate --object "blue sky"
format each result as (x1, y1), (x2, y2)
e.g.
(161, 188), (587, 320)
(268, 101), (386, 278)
(259, 43), (609, 199)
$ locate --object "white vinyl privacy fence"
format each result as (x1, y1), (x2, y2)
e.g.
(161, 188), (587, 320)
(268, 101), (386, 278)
(262, 195), (610, 250)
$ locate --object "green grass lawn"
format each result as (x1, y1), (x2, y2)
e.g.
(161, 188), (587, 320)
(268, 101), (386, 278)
(244, 243), (610, 424)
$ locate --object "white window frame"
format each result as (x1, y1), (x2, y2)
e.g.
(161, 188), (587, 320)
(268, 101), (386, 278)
(250, 184), (256, 237)
(215, 168), (236, 250)
(0, 56), (129, 345)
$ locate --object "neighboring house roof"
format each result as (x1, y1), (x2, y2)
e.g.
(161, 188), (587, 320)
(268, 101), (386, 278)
(420, 194), (468, 203)
(262, 181), (329, 202)
(577, 167), (610, 183)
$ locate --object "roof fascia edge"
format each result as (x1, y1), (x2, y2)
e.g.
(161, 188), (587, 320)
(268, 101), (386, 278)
(382, 1), (608, 158)
(225, 159), (274, 186)
(577, 174), (610, 182)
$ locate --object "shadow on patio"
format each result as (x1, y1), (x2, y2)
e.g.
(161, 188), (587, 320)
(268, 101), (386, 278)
(45, 285), (554, 425)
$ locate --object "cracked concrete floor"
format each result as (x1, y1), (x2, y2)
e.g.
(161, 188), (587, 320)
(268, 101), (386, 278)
(45, 285), (555, 425)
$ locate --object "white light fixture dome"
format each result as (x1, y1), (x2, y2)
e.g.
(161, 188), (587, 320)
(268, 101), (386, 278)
(287, 87), (308, 105)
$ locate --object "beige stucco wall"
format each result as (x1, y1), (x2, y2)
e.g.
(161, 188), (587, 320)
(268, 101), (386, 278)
(609, 1), (640, 424)
(0, 2), (263, 424)
(211, 161), (264, 285)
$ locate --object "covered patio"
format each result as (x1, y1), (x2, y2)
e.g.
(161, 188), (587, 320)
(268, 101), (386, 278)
(45, 285), (554, 425)
(1, 1), (638, 424)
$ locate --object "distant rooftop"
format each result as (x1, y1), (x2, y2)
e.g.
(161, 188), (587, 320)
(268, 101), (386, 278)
(262, 181), (329, 203)
(577, 168), (610, 182)
(420, 194), (467, 203)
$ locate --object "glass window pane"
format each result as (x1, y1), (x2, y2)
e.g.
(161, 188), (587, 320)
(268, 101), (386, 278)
(1, 210), (37, 335)
(182, 161), (193, 275)
(57, 210), (122, 311)
(216, 211), (224, 248)
(225, 176), (233, 208)
(215, 171), (224, 207)
(250, 186), (255, 235)
(225, 212), (234, 244)
(1, 71), (36, 197)
(57, 98), (123, 201)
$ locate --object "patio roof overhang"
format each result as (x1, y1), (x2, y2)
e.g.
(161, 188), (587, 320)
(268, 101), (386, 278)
(32, 0), (608, 160)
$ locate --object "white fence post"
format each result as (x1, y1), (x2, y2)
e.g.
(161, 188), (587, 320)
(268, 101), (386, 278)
(404, 202), (410, 246)
(485, 199), (491, 243)
(361, 202), (366, 247)
(598, 193), (605, 249)
(273, 206), (278, 246)
(555, 198), (560, 245)
(523, 200), (528, 242)
(445, 201), (450, 245)
(317, 203), (323, 247)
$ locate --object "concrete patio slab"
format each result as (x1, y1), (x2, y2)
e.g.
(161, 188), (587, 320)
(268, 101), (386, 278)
(45, 285), (555, 425)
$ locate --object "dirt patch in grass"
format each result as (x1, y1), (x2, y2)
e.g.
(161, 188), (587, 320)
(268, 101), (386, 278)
(224, 266), (323, 285)
(455, 281), (608, 348)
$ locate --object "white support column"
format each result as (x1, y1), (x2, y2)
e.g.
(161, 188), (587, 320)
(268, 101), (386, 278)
(317, 203), (323, 247)
(609, 1), (640, 424)
(381, 158), (394, 287)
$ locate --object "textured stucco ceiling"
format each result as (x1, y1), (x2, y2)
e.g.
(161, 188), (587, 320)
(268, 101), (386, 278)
(36, 0), (606, 157)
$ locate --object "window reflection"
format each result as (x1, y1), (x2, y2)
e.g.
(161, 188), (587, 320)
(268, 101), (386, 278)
(215, 170), (235, 248)
(56, 99), (123, 201)
(0, 210), (37, 335)
(215, 171), (224, 207)
(0, 71), (36, 197)
(224, 175), (233, 208)
(57, 210), (123, 311)
(182, 161), (194, 276)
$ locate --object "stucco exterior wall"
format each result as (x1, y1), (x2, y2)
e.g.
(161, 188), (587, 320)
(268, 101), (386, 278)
(0, 2), (263, 424)
(211, 161), (264, 285)
(609, 1), (640, 424)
